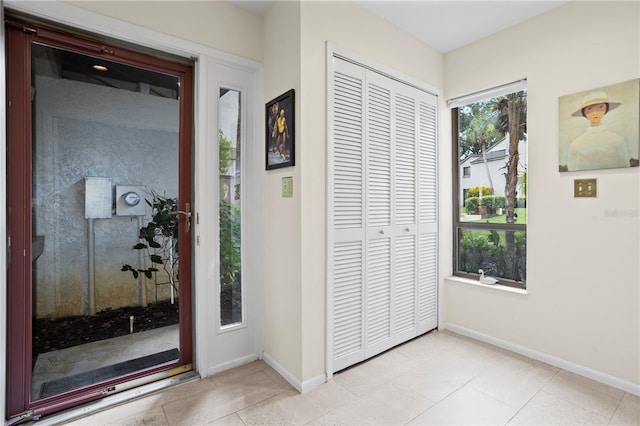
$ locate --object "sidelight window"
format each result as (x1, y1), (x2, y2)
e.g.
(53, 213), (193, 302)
(218, 88), (243, 327)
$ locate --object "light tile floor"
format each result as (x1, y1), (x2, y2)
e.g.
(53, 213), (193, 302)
(65, 330), (639, 425)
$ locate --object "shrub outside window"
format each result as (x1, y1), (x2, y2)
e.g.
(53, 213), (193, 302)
(451, 82), (527, 288)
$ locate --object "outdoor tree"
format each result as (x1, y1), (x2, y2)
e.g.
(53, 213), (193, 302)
(493, 91), (527, 275)
(494, 91), (527, 224)
(458, 101), (504, 195)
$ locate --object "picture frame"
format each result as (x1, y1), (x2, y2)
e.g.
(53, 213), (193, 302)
(266, 89), (295, 170)
(558, 78), (639, 172)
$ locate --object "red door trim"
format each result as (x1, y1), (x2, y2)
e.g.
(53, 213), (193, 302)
(5, 19), (194, 419)
(6, 22), (33, 417)
(177, 64), (194, 365)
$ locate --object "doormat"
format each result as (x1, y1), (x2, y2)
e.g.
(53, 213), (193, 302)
(39, 348), (180, 399)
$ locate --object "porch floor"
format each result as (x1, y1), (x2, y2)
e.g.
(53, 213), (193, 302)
(32, 324), (179, 401)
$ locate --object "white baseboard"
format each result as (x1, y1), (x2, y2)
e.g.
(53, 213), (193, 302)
(262, 352), (326, 393)
(301, 372), (327, 393)
(444, 323), (640, 396)
(207, 354), (259, 377)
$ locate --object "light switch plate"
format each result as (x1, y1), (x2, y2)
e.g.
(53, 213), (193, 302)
(574, 178), (597, 197)
(282, 176), (293, 198)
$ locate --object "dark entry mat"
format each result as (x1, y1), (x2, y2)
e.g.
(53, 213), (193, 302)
(39, 348), (179, 399)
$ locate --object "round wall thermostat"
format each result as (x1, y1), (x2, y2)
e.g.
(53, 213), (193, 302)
(123, 191), (141, 206)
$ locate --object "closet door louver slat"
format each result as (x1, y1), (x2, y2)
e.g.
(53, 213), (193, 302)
(366, 238), (392, 348)
(333, 71), (364, 230)
(394, 234), (416, 336)
(366, 83), (392, 228)
(419, 101), (437, 225)
(418, 233), (437, 332)
(394, 93), (416, 226)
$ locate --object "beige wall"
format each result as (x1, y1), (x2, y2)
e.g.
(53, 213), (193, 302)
(67, 0), (264, 62)
(262, 0), (303, 380)
(444, 1), (639, 386)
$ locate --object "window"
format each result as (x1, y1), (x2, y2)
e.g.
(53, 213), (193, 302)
(451, 81), (527, 288)
(219, 88), (243, 327)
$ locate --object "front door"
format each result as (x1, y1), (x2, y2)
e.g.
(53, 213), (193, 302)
(5, 19), (193, 419)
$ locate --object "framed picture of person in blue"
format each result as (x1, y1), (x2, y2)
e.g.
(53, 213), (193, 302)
(266, 89), (295, 170)
(559, 79), (639, 172)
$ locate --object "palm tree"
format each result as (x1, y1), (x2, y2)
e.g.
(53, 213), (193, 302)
(493, 91), (527, 275)
(494, 91), (527, 224)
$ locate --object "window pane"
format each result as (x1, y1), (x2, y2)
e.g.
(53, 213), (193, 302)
(457, 228), (527, 283)
(457, 93), (527, 224)
(219, 88), (242, 327)
(455, 88), (527, 287)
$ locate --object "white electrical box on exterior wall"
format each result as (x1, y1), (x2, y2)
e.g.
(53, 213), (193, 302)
(85, 177), (113, 219)
(116, 185), (146, 216)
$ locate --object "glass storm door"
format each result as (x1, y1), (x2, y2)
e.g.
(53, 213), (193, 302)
(5, 20), (193, 420)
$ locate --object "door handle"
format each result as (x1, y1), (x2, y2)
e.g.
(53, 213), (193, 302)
(169, 202), (192, 232)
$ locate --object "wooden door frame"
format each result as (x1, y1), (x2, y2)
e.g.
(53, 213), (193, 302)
(5, 19), (194, 419)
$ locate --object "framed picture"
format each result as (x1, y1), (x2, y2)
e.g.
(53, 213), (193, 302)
(266, 89), (295, 170)
(558, 78), (639, 172)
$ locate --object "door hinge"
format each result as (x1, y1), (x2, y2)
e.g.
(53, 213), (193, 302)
(6, 409), (34, 426)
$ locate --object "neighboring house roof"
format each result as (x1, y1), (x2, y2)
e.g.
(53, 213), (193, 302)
(459, 134), (527, 166)
(470, 149), (507, 164)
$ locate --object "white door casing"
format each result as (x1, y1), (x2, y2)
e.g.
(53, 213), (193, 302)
(203, 58), (263, 375)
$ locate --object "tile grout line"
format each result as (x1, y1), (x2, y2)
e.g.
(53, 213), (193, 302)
(502, 366), (561, 425)
(605, 391), (628, 425)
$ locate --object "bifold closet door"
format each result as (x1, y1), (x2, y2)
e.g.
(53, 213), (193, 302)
(331, 59), (367, 372)
(416, 93), (438, 335)
(330, 57), (438, 373)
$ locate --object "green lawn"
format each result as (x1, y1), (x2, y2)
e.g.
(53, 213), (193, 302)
(465, 208), (527, 225)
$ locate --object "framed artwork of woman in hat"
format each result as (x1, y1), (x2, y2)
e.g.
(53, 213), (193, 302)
(558, 78), (639, 172)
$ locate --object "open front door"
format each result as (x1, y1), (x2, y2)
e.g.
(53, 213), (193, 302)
(5, 19), (193, 420)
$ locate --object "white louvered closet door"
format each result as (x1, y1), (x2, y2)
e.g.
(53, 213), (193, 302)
(331, 59), (367, 372)
(392, 80), (419, 345)
(364, 70), (394, 358)
(417, 93), (438, 334)
(330, 56), (438, 373)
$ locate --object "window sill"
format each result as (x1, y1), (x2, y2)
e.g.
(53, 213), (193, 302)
(445, 276), (528, 295)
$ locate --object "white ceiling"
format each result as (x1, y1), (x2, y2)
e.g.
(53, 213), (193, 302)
(229, 0), (568, 53)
